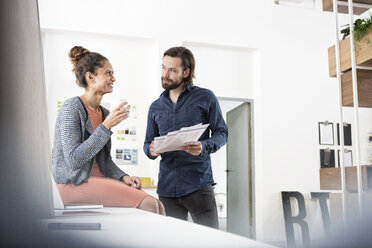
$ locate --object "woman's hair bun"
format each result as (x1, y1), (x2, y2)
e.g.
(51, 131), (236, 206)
(68, 46), (107, 88)
(69, 46), (90, 67)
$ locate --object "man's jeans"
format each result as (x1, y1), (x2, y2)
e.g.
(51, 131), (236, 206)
(159, 185), (219, 229)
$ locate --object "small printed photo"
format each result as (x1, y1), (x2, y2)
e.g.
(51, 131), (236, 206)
(116, 149), (123, 153)
(124, 154), (132, 160)
(116, 154), (123, 159)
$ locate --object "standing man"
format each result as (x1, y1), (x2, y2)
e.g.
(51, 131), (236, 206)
(144, 47), (228, 228)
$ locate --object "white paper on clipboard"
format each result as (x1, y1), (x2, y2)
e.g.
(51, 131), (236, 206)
(319, 122), (334, 145)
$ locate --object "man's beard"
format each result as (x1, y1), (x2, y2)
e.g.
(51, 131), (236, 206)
(161, 76), (184, 90)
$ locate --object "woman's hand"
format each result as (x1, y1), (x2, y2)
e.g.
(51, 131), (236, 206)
(122, 175), (141, 189)
(102, 102), (130, 129)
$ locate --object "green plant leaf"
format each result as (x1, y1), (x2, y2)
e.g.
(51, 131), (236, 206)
(339, 16), (372, 41)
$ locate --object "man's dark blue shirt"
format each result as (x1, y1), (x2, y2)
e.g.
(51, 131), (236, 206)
(144, 85), (228, 197)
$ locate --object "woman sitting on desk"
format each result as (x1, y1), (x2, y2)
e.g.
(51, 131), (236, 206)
(52, 46), (165, 215)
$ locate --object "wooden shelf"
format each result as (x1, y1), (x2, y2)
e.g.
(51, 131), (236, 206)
(328, 31), (372, 77)
(341, 69), (372, 108)
(322, 0), (372, 15)
(320, 165), (372, 190)
(141, 185), (157, 189)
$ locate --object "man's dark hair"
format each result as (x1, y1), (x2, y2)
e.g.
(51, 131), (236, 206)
(163, 46), (195, 86)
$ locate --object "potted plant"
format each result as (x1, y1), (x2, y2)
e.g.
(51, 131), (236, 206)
(328, 15), (372, 77)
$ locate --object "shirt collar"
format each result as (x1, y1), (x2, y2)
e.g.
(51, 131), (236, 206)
(185, 84), (193, 92)
(161, 84), (193, 97)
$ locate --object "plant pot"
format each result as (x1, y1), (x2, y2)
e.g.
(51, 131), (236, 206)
(328, 30), (372, 77)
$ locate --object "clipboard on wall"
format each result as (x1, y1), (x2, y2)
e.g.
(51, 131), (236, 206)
(337, 149), (353, 167)
(337, 123), (352, 146)
(320, 148), (335, 168)
(318, 121), (334, 145)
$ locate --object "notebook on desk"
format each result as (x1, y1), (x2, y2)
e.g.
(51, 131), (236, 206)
(51, 174), (103, 210)
(54, 209), (108, 217)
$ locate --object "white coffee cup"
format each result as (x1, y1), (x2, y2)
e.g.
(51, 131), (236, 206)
(112, 98), (129, 111)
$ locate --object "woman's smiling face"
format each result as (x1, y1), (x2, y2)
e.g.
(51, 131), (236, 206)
(92, 60), (116, 94)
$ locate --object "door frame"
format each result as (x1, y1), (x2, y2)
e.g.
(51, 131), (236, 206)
(217, 96), (255, 239)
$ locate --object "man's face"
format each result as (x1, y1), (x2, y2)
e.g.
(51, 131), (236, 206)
(161, 56), (185, 90)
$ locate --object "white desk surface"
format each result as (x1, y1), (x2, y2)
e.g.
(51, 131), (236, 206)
(40, 207), (274, 248)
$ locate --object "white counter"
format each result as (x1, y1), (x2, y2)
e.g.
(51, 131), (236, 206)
(40, 207), (275, 248)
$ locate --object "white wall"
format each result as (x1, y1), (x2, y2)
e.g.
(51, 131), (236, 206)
(39, 0), (372, 243)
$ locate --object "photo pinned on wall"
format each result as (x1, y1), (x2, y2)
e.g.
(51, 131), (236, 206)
(116, 136), (126, 141)
(57, 100), (63, 113)
(337, 123), (352, 146)
(320, 148), (335, 168)
(125, 105), (138, 119)
(116, 127), (137, 141)
(337, 149), (353, 167)
(130, 105), (138, 119)
(318, 121), (334, 145)
(126, 127), (137, 135)
(115, 148), (138, 165)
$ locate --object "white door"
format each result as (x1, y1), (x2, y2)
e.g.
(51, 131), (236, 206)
(226, 102), (253, 238)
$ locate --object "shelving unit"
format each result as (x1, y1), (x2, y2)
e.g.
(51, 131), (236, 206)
(320, 165), (372, 190)
(323, 0), (372, 14)
(141, 185), (157, 189)
(322, 0), (372, 223)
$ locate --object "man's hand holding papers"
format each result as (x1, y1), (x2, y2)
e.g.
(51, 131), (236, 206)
(153, 123), (209, 154)
(150, 140), (161, 157)
(181, 141), (203, 156)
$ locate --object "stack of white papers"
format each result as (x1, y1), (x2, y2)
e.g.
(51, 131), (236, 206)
(154, 123), (209, 153)
(54, 210), (108, 217)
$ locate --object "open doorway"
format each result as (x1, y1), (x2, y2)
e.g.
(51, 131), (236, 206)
(213, 97), (255, 238)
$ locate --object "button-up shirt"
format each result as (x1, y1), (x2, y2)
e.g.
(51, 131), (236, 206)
(144, 85), (228, 197)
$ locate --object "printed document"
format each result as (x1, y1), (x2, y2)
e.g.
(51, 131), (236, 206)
(154, 123), (209, 153)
